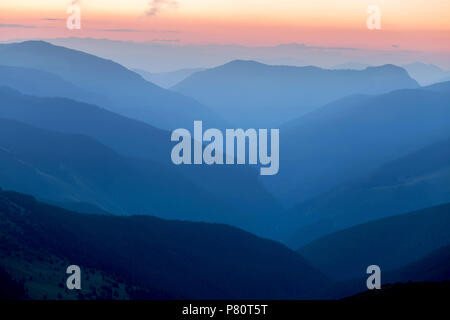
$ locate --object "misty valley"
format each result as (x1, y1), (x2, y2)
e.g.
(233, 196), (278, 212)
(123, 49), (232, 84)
(170, 121), (280, 175)
(0, 38), (449, 303)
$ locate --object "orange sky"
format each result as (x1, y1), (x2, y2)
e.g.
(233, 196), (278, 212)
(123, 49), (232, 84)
(1, 0), (450, 52)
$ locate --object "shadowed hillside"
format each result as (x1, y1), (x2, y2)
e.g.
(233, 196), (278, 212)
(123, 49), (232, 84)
(288, 135), (450, 247)
(267, 84), (450, 207)
(0, 87), (284, 239)
(0, 118), (243, 225)
(0, 188), (329, 300)
(297, 203), (450, 281)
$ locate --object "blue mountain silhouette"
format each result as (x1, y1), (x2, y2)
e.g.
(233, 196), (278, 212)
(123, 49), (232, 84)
(287, 135), (450, 247)
(266, 83), (450, 207)
(173, 60), (419, 127)
(0, 87), (283, 238)
(0, 188), (329, 299)
(298, 203), (450, 280)
(0, 41), (226, 130)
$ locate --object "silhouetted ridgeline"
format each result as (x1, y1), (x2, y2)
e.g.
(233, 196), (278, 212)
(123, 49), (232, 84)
(288, 135), (450, 247)
(298, 203), (450, 281)
(268, 82), (450, 207)
(0, 188), (329, 300)
(0, 86), (284, 240)
(0, 41), (226, 130)
(173, 60), (419, 127)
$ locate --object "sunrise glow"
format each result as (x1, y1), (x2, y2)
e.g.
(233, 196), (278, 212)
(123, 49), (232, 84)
(0, 0), (450, 51)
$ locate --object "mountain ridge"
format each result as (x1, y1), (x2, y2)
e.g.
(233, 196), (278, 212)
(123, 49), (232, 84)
(0, 188), (329, 299)
(0, 41), (226, 130)
(297, 203), (450, 281)
(173, 59), (419, 127)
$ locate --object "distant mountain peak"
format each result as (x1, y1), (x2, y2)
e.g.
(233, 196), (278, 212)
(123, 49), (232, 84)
(222, 59), (265, 67)
(0, 40), (228, 130)
(403, 61), (444, 72)
(365, 64), (405, 72)
(8, 40), (54, 48)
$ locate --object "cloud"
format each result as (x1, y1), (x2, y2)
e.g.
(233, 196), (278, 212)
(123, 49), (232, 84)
(100, 29), (141, 33)
(97, 28), (179, 34)
(0, 24), (36, 29)
(151, 38), (180, 43)
(146, 0), (178, 17)
(41, 18), (64, 21)
(276, 43), (360, 51)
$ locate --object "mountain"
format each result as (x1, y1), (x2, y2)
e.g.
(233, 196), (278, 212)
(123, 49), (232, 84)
(0, 118), (249, 226)
(425, 80), (450, 94)
(0, 86), (170, 164)
(0, 65), (102, 102)
(266, 84), (450, 208)
(387, 245), (450, 283)
(287, 135), (450, 247)
(0, 266), (26, 300)
(343, 282), (450, 302)
(42, 37), (449, 77)
(0, 41), (225, 130)
(297, 203), (450, 281)
(331, 62), (371, 70)
(0, 87), (283, 238)
(402, 62), (450, 86)
(46, 200), (111, 215)
(317, 245), (450, 300)
(440, 75), (450, 83)
(0, 188), (329, 299)
(133, 67), (206, 88)
(173, 60), (419, 127)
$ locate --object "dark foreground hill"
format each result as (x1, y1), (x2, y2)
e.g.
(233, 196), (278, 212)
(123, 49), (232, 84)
(387, 244), (450, 283)
(313, 245), (450, 299)
(344, 282), (450, 302)
(0, 266), (26, 300)
(297, 203), (450, 281)
(0, 188), (329, 300)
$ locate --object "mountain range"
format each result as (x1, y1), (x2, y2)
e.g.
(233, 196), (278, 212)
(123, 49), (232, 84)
(40, 37), (450, 75)
(0, 117), (246, 223)
(0, 188), (329, 300)
(0, 41), (225, 130)
(298, 203), (450, 281)
(0, 86), (284, 238)
(402, 62), (450, 86)
(173, 60), (419, 127)
(287, 134), (450, 247)
(1, 39), (449, 300)
(133, 67), (206, 88)
(2, 188), (448, 300)
(265, 81), (450, 208)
